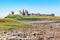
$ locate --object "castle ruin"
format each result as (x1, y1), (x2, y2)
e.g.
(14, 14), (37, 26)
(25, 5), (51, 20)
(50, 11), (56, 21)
(11, 9), (55, 16)
(19, 9), (55, 16)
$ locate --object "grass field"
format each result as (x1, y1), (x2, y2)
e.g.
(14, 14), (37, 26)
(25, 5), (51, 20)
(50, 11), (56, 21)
(5, 14), (60, 21)
(0, 14), (60, 30)
(0, 18), (33, 30)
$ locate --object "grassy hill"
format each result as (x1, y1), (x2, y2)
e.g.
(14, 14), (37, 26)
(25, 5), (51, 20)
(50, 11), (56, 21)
(0, 14), (60, 30)
(0, 18), (32, 30)
(5, 14), (60, 21)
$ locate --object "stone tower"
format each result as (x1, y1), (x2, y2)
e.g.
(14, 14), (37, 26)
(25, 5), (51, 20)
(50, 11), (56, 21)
(11, 11), (14, 15)
(19, 10), (23, 16)
(19, 9), (28, 16)
(25, 9), (28, 16)
(22, 9), (25, 16)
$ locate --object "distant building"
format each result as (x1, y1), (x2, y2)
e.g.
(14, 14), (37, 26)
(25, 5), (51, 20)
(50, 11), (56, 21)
(19, 9), (55, 16)
(25, 10), (28, 16)
(19, 10), (23, 16)
(22, 9), (25, 16)
(10, 9), (55, 16)
(11, 11), (14, 15)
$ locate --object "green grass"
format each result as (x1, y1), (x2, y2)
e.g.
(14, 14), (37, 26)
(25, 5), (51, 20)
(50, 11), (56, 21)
(0, 18), (33, 30)
(0, 14), (60, 30)
(5, 14), (60, 21)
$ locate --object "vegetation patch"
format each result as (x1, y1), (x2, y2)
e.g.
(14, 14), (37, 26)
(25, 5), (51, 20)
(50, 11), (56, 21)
(0, 15), (60, 30)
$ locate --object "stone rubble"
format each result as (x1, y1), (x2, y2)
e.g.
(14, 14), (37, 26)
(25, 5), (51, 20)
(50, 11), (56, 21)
(0, 24), (60, 40)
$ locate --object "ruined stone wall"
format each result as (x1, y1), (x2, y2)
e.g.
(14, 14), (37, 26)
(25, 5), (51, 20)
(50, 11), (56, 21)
(10, 10), (55, 16)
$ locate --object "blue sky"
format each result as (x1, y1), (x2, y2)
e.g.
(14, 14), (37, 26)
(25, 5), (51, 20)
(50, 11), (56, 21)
(0, 0), (60, 18)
